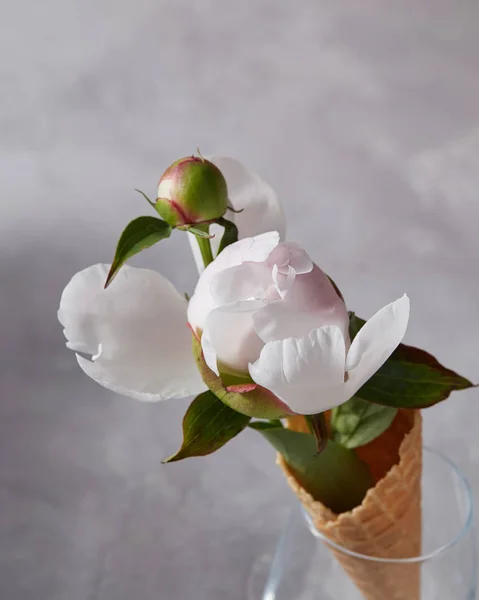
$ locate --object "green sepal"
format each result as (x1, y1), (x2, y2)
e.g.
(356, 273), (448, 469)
(305, 413), (328, 453)
(331, 397), (398, 449)
(216, 217), (239, 254)
(134, 188), (156, 209)
(250, 423), (374, 513)
(349, 313), (475, 408)
(192, 334), (292, 419)
(105, 216), (171, 288)
(163, 391), (250, 463)
(226, 204), (244, 214)
(154, 197), (184, 227)
(327, 275), (344, 302)
(178, 225), (214, 239)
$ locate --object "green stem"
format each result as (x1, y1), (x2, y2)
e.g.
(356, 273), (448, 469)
(196, 225), (214, 268)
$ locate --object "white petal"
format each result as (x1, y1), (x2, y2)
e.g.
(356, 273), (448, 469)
(157, 177), (174, 200)
(210, 262), (272, 305)
(212, 156), (286, 240)
(188, 157), (285, 273)
(199, 328), (220, 376)
(215, 230), (280, 266)
(345, 294), (410, 396)
(58, 264), (206, 402)
(202, 301), (265, 375)
(272, 264), (296, 299)
(253, 300), (325, 343)
(249, 326), (348, 414)
(187, 231), (280, 331)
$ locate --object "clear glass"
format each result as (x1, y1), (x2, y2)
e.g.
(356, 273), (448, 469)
(258, 448), (476, 600)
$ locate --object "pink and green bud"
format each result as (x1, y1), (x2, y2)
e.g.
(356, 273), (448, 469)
(156, 156), (228, 227)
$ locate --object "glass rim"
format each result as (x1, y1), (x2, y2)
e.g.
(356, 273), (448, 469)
(304, 446), (474, 564)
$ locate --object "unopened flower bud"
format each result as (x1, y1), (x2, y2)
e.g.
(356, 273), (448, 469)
(156, 156), (228, 227)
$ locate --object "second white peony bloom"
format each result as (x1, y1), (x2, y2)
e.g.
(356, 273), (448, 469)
(188, 231), (410, 414)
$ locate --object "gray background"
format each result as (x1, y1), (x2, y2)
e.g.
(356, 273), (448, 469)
(1, 0), (478, 598)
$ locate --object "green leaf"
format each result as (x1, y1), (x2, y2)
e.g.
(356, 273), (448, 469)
(105, 216), (171, 288)
(348, 311), (364, 340)
(216, 217), (239, 254)
(250, 424), (374, 513)
(331, 397), (398, 449)
(349, 313), (475, 408)
(163, 391), (250, 462)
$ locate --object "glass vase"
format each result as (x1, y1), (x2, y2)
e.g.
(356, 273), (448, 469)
(259, 448), (476, 600)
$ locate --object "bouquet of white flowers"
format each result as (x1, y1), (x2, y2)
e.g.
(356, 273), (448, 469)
(58, 154), (474, 600)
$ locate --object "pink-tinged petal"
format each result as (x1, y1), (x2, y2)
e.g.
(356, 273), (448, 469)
(58, 264), (206, 402)
(188, 157), (285, 273)
(187, 231), (279, 331)
(267, 242), (313, 275)
(272, 264), (296, 299)
(249, 326), (348, 414)
(202, 301), (265, 376)
(253, 266), (349, 343)
(283, 265), (347, 317)
(286, 245), (314, 274)
(345, 295), (410, 396)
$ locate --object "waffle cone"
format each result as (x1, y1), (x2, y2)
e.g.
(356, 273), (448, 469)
(278, 410), (422, 600)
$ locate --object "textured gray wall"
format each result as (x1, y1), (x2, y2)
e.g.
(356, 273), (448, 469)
(1, 1), (478, 598)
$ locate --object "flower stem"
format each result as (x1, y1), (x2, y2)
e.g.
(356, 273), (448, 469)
(196, 225), (214, 268)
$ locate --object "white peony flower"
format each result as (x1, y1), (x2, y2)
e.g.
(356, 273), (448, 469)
(188, 231), (410, 414)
